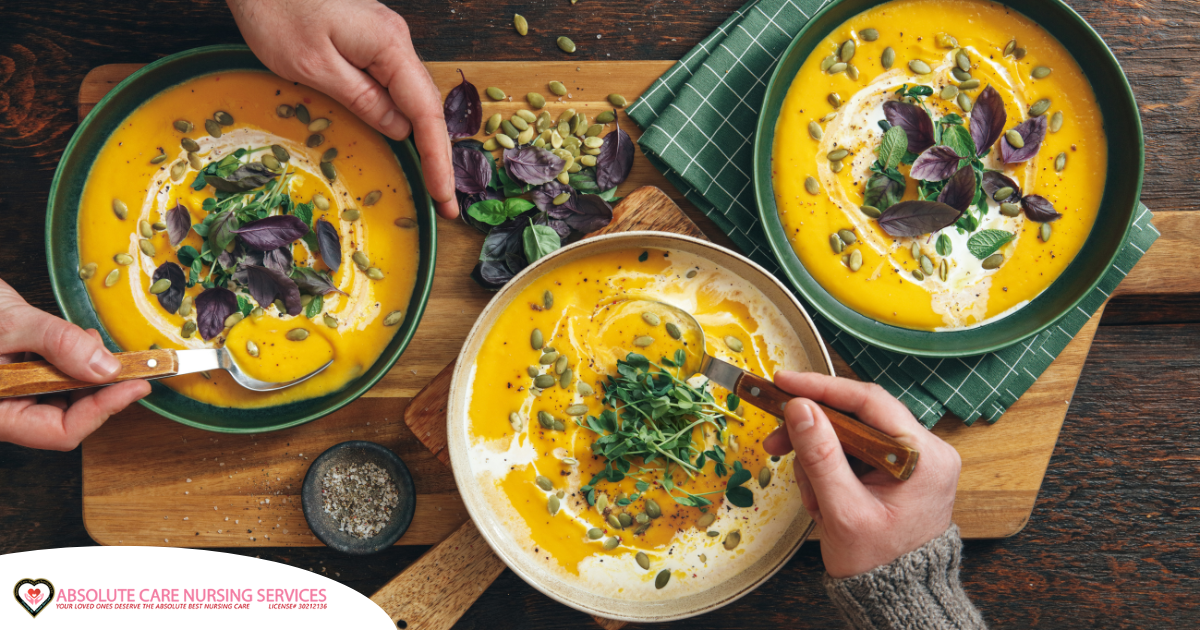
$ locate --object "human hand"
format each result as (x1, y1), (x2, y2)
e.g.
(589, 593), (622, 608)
(763, 372), (961, 578)
(0, 279), (150, 451)
(227, 0), (457, 219)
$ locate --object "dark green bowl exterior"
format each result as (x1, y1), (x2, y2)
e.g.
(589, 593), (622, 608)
(754, 0), (1143, 357)
(46, 45), (437, 433)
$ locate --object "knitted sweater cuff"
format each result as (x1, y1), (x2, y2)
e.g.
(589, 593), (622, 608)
(823, 524), (986, 630)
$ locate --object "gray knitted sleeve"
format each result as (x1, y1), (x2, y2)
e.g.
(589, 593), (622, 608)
(823, 524), (986, 630)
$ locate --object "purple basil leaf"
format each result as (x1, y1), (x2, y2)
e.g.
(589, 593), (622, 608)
(315, 219), (341, 272)
(909, 146), (964, 181)
(1001, 116), (1048, 164)
(878, 200), (964, 237)
(982, 171), (1022, 203)
(937, 166), (977, 211)
(1021, 195), (1063, 222)
(152, 261), (185, 314)
(565, 194), (614, 233)
(883, 101), (935, 153)
(217, 242), (261, 271)
(195, 287), (239, 340)
(533, 181), (577, 215)
(504, 146), (566, 186)
(234, 265), (302, 316)
(291, 266), (347, 296)
(453, 143), (492, 194)
(165, 202), (192, 247)
(263, 246), (293, 274)
(595, 126), (635, 190)
(472, 261), (513, 290)
(459, 188), (504, 233)
(443, 69), (482, 140)
(970, 86), (1007, 157)
(534, 214), (572, 241)
(206, 163), (278, 193)
(234, 215), (310, 251)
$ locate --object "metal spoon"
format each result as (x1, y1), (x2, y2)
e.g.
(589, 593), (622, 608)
(0, 347), (332, 399)
(593, 298), (919, 480)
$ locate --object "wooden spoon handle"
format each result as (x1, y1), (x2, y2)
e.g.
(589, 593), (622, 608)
(0, 349), (177, 399)
(735, 372), (920, 480)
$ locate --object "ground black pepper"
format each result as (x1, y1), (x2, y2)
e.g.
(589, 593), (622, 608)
(321, 462), (399, 538)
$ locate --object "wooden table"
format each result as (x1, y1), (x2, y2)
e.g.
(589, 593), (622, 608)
(0, 1), (1196, 627)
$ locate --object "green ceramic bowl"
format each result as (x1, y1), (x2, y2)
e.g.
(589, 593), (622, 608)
(45, 45), (436, 433)
(754, 0), (1142, 357)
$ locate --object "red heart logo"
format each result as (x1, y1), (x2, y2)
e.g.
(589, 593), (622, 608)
(14, 578), (55, 617)
(26, 588), (42, 605)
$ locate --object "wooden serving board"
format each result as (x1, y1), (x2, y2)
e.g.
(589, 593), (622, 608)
(79, 61), (1196, 550)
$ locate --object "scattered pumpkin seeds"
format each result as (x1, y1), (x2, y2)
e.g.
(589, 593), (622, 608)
(1040, 222), (1053, 242)
(578, 381), (595, 396)
(641, 312), (661, 327)
(958, 78), (981, 90)
(697, 512), (716, 529)
(261, 154), (280, 171)
(633, 336), (654, 347)
(138, 239), (156, 257)
(827, 93), (843, 109)
(805, 176), (820, 195)
(565, 404), (588, 416)
(1055, 152), (1067, 172)
(1005, 129), (1025, 149)
(587, 528), (604, 540)
(808, 121), (824, 141)
(295, 103), (310, 124)
(957, 92), (973, 112)
(548, 81), (568, 97)
(828, 62), (848, 74)
(352, 251), (370, 270)
(1032, 66), (1052, 79)
(603, 537), (619, 551)
(936, 33), (958, 48)
(838, 228), (857, 244)
(618, 513), (632, 528)
(634, 551), (650, 570)
(1000, 202), (1021, 217)
(881, 47), (896, 69)
(860, 205), (881, 218)
(181, 320), (196, 338)
(981, 254), (1004, 270)
(342, 208), (361, 221)
(608, 94), (628, 108)
(113, 253), (133, 266)
(941, 85), (960, 100)
(921, 255), (934, 276)
(557, 36), (576, 54)
(213, 111), (234, 126)
(724, 531), (741, 550)
(148, 278), (172, 295)
(534, 374), (556, 389)
(655, 569), (670, 589)
(1003, 39), (1017, 57)
(275, 104), (294, 118)
(548, 495), (560, 515)
(909, 59), (932, 75)
(535, 475), (554, 491)
(173, 119), (193, 133)
(111, 199), (129, 220)
(913, 269), (925, 281)
(179, 295), (194, 317)
(939, 259), (949, 281)
(860, 28), (879, 41)
(848, 249), (863, 272)
(513, 14), (528, 36)
(383, 310), (405, 326)
(724, 336), (744, 353)
(204, 119), (221, 138)
(320, 161), (337, 182)
(758, 466), (772, 488)
(993, 186), (1015, 202)
(225, 312), (244, 328)
(180, 137), (200, 153)
(496, 134), (516, 149)
(306, 133), (325, 148)
(103, 268), (120, 287)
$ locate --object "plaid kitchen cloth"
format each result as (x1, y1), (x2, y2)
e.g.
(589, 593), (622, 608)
(626, 0), (1159, 427)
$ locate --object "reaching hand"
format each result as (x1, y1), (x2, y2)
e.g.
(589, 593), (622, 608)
(227, 0), (458, 219)
(0, 279), (150, 451)
(763, 371), (961, 578)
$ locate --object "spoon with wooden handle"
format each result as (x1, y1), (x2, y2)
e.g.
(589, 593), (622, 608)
(0, 348), (331, 398)
(594, 298), (920, 480)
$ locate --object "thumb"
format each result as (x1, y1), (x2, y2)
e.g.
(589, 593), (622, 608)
(785, 399), (872, 512)
(3, 306), (120, 383)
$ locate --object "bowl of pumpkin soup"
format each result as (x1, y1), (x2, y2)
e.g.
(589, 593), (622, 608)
(447, 232), (831, 621)
(754, 0), (1142, 356)
(45, 46), (436, 432)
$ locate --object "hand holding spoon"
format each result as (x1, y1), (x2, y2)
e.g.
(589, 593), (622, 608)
(595, 298), (919, 480)
(0, 347), (332, 399)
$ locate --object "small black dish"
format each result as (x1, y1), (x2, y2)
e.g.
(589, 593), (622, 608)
(301, 440), (416, 555)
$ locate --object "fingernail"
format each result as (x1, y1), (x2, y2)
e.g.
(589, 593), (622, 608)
(788, 400), (814, 431)
(90, 348), (120, 378)
(380, 108), (399, 129)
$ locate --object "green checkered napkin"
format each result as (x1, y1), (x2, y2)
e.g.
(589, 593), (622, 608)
(627, 0), (1159, 427)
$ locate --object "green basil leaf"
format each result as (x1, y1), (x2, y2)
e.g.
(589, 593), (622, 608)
(305, 294), (324, 318)
(467, 199), (509, 226)
(966, 229), (1013, 259)
(502, 197), (536, 217)
(522, 224), (561, 263)
(936, 233), (953, 257)
(177, 245), (201, 267)
(725, 486), (754, 508)
(879, 125), (909, 171)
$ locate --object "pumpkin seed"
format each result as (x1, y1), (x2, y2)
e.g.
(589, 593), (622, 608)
(912, 242), (922, 260)
(913, 269), (925, 281)
(957, 93), (973, 112)
(981, 254), (1004, 270)
(203, 119), (221, 138)
(596, 111), (616, 125)
(274, 299), (286, 312)
(499, 120), (518, 139)
(136, 239), (155, 257)
(150, 151), (167, 165)
(578, 381), (595, 396)
(827, 148), (850, 162)
(534, 374), (556, 389)
(1055, 152), (1067, 172)
(547, 495), (560, 515)
(147, 278), (172, 295)
(806, 121), (825, 142)
(509, 116), (529, 133)
(356, 191), (381, 209)
(830, 159), (845, 173)
(540, 290), (554, 310)
(320, 147), (339, 163)
(860, 205), (881, 218)
(838, 229), (857, 245)
(480, 113), (501, 136)
(940, 84), (961, 100)
(635, 551), (650, 570)
(213, 111), (233, 126)
(322, 313), (338, 328)
(508, 412), (525, 432)
(939, 259), (949, 281)
(835, 40), (854, 64)
(555, 354), (568, 374)
(225, 312), (244, 329)
(181, 320), (197, 338)
(169, 160), (187, 182)
(596, 494), (609, 512)
(178, 295), (194, 317)
(860, 28), (879, 41)
(180, 137), (201, 153)
(608, 93), (628, 108)
(527, 366), (539, 378)
(557, 36), (576, 53)
(936, 33), (958, 48)
(1048, 110), (1065, 133)
(686, 269), (698, 278)
(640, 311), (661, 327)
(805, 176), (820, 195)
(151, 221), (167, 232)
(136, 219), (152, 239)
(582, 136), (602, 149)
(173, 119), (193, 133)
(848, 249), (864, 272)
(1005, 129), (1025, 149)
(1000, 202), (1021, 217)
(306, 194), (328, 212)
(535, 475), (554, 491)
(496, 134), (516, 149)
(1027, 99), (1051, 117)
(242, 340), (259, 358)
(339, 208), (360, 222)
(576, 154), (595, 167)
(724, 336), (744, 353)
(320, 161), (337, 181)
(1004, 39), (1017, 57)
(481, 138), (501, 151)
(758, 466), (772, 488)
(352, 251), (370, 270)
(909, 59), (932, 75)
(275, 104), (294, 118)
(603, 536), (619, 550)
(384, 310), (405, 326)
(1032, 66), (1052, 79)
(1040, 222), (1053, 242)
(633, 336), (654, 347)
(109, 252), (132, 267)
(565, 404), (588, 416)
(921, 255), (934, 276)
(958, 78), (981, 90)
(697, 512), (716, 529)
(821, 55), (837, 72)
(548, 81), (567, 96)
(306, 133), (324, 148)
(653, 569), (671, 589)
(540, 351), (559, 365)
(881, 47), (896, 69)
(618, 513), (632, 528)
(103, 268), (120, 287)
(185, 151), (202, 170)
(259, 154), (280, 171)
(366, 267), (384, 280)
(724, 530), (741, 550)
(537, 411), (554, 429)
(394, 217), (417, 229)
(587, 527), (604, 540)
(305, 117), (330, 133)
(828, 62), (848, 74)
(827, 93), (843, 109)
(606, 514), (623, 530)
(557, 172), (569, 185)
(513, 13), (528, 36)
(294, 103), (310, 124)
(993, 187), (1015, 202)
(483, 86), (506, 102)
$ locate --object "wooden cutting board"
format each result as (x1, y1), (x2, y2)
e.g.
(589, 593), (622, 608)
(79, 61), (1194, 549)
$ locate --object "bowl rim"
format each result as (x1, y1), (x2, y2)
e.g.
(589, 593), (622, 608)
(751, 0), (1144, 357)
(445, 231), (829, 622)
(45, 44), (437, 433)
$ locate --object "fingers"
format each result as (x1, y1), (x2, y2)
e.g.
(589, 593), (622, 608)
(0, 380), (147, 450)
(60, 380), (151, 448)
(0, 303), (119, 384)
(763, 426), (794, 456)
(783, 398), (873, 512)
(775, 371), (923, 439)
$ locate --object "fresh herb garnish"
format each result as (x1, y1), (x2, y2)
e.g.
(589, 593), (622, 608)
(967, 229), (1015, 259)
